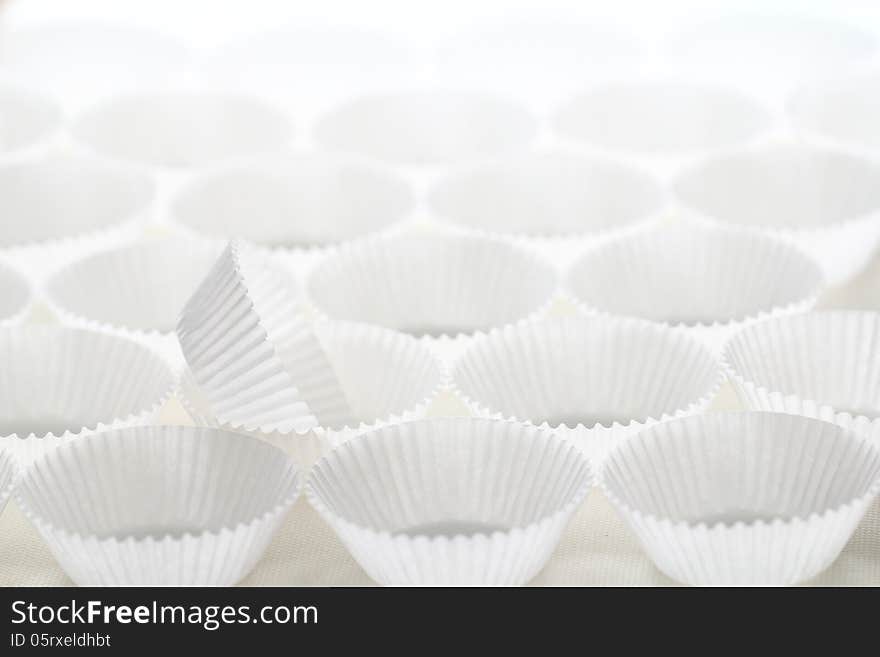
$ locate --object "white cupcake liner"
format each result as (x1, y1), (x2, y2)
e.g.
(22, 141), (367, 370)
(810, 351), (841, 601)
(673, 142), (880, 285)
(451, 316), (723, 463)
(0, 444), (17, 516)
(553, 80), (773, 178)
(723, 310), (880, 447)
(0, 326), (176, 467)
(313, 91), (537, 167)
(565, 221), (823, 352)
(0, 86), (62, 158)
(179, 320), (447, 468)
(307, 417), (593, 586)
(788, 73), (880, 157)
(16, 425), (301, 586)
(71, 92), (294, 170)
(0, 21), (191, 111)
(426, 149), (667, 247)
(169, 152), (415, 251)
(305, 227), (559, 344)
(0, 260), (34, 327)
(601, 411), (880, 585)
(177, 241), (354, 435)
(0, 152), (155, 272)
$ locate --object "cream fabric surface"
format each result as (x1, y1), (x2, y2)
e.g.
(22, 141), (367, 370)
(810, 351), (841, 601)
(1, 250), (879, 587)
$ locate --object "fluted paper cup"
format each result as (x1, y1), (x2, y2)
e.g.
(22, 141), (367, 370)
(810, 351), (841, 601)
(723, 311), (880, 446)
(179, 320), (447, 468)
(451, 317), (722, 463)
(313, 91), (537, 167)
(673, 142), (880, 284)
(72, 92), (293, 170)
(170, 153), (414, 249)
(16, 425), (301, 586)
(553, 81), (772, 178)
(0, 261), (33, 327)
(0, 326), (176, 466)
(306, 228), (558, 343)
(565, 222), (823, 352)
(0, 86), (61, 158)
(427, 149), (666, 246)
(0, 21), (191, 110)
(0, 445), (16, 516)
(789, 73), (880, 156)
(307, 417), (593, 586)
(602, 411), (880, 585)
(177, 242), (354, 436)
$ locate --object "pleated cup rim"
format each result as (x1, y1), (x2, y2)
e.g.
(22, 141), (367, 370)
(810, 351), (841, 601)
(0, 259), (35, 327)
(600, 410), (880, 533)
(0, 445), (17, 509)
(306, 416), (594, 543)
(15, 424), (302, 546)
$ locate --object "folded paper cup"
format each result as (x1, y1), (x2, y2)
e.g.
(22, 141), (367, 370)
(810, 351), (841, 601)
(178, 241), (354, 435)
(427, 149), (667, 241)
(565, 222), (823, 351)
(179, 320), (447, 468)
(0, 326), (176, 466)
(0, 445), (16, 516)
(313, 91), (537, 166)
(789, 73), (880, 156)
(170, 153), (414, 249)
(0, 152), (155, 266)
(451, 317), (722, 462)
(0, 86), (61, 157)
(306, 229), (558, 341)
(602, 411), (880, 585)
(0, 261), (33, 327)
(307, 417), (593, 585)
(72, 92), (293, 170)
(16, 425), (301, 586)
(673, 142), (880, 284)
(553, 81), (772, 177)
(723, 310), (880, 446)
(0, 21), (191, 110)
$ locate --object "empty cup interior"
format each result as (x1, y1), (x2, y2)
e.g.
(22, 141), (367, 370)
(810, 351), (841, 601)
(0, 263), (31, 323)
(0, 327), (174, 437)
(453, 318), (719, 429)
(674, 143), (880, 229)
(0, 154), (154, 248)
(172, 155), (414, 247)
(313, 92), (537, 166)
(307, 230), (557, 337)
(309, 418), (590, 537)
(604, 412), (880, 526)
(72, 93), (293, 168)
(554, 82), (771, 155)
(0, 87), (60, 153)
(567, 223), (822, 326)
(428, 150), (665, 236)
(790, 74), (880, 152)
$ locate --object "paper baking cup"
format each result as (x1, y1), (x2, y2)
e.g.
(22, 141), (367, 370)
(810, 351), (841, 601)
(602, 411), (880, 585)
(0, 152), (155, 261)
(427, 149), (666, 240)
(16, 425), (300, 586)
(789, 73), (880, 156)
(566, 222), (823, 351)
(0, 445), (16, 516)
(72, 92), (293, 170)
(313, 92), (537, 166)
(0, 86), (61, 157)
(0, 261), (33, 326)
(178, 241), (356, 436)
(0, 326), (176, 466)
(0, 21), (190, 110)
(451, 317), (722, 462)
(170, 153), (414, 248)
(553, 81), (772, 171)
(307, 417), (593, 585)
(306, 229), (558, 340)
(723, 311), (880, 446)
(673, 142), (880, 284)
(179, 320), (447, 467)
